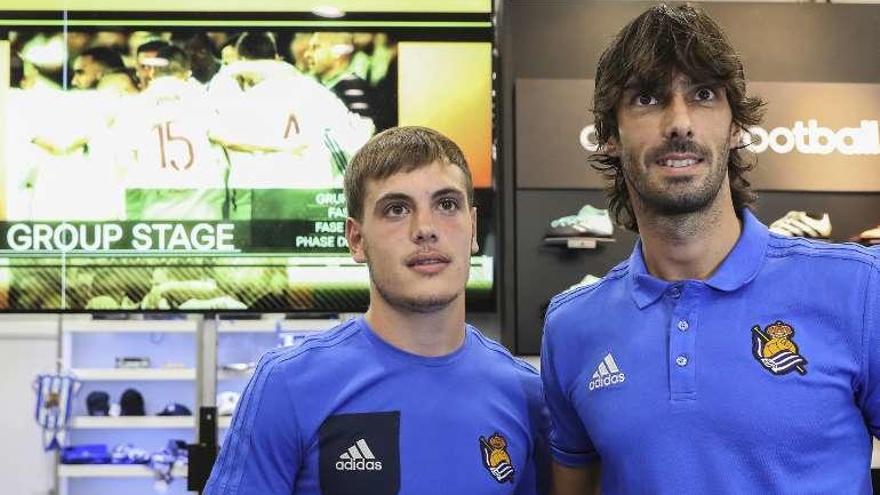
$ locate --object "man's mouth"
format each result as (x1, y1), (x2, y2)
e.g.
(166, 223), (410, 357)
(655, 153), (704, 168)
(407, 254), (450, 266)
(406, 253), (451, 274)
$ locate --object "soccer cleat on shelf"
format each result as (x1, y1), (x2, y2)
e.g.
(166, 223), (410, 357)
(851, 225), (880, 245)
(547, 205), (614, 238)
(569, 273), (602, 291)
(768, 211), (832, 239)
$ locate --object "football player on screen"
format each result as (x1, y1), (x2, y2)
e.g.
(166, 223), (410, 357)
(207, 31), (374, 190)
(113, 44), (228, 221)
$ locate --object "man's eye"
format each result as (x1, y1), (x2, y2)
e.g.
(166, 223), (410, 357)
(635, 94), (658, 106)
(438, 198), (459, 212)
(385, 204), (409, 217)
(695, 87), (716, 101)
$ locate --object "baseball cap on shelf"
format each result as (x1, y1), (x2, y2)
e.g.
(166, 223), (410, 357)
(157, 403), (192, 416)
(86, 391), (110, 416)
(120, 388), (145, 416)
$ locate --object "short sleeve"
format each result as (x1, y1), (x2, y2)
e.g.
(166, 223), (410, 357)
(540, 313), (599, 467)
(858, 260), (880, 437)
(204, 351), (302, 494)
(513, 368), (550, 495)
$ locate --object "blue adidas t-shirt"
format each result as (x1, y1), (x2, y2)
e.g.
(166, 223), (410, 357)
(542, 209), (880, 494)
(205, 317), (548, 495)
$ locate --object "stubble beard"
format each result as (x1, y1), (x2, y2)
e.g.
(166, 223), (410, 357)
(622, 135), (731, 218)
(364, 247), (460, 315)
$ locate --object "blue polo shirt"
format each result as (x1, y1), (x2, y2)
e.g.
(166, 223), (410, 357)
(542, 209), (880, 494)
(206, 317), (549, 495)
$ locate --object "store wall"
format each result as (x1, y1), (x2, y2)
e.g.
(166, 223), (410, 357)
(0, 317), (58, 495)
(500, 0), (880, 354)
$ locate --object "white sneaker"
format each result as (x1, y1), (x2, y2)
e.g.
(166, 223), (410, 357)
(547, 205), (614, 237)
(859, 225), (880, 240)
(769, 211), (832, 238)
(853, 225), (880, 245)
(569, 273), (602, 290)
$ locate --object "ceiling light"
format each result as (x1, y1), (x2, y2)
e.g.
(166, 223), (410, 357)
(312, 5), (345, 18)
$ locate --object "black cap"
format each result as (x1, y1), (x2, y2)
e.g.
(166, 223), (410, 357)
(156, 403), (192, 416)
(86, 391), (110, 416)
(120, 388), (145, 416)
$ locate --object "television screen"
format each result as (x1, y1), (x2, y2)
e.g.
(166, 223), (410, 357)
(0, 6), (494, 311)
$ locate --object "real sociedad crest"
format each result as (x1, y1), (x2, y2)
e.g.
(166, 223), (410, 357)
(480, 432), (515, 484)
(751, 321), (807, 376)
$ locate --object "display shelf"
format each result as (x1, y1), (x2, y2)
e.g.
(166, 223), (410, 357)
(70, 416), (195, 429)
(217, 318), (340, 333)
(58, 464), (187, 478)
(218, 368), (255, 380)
(71, 368), (196, 381)
(60, 316), (198, 494)
(62, 319), (197, 334)
(544, 236), (616, 249)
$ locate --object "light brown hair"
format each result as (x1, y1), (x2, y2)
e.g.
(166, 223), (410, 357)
(344, 126), (474, 221)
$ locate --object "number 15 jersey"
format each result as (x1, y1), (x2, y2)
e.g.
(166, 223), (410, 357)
(115, 76), (227, 192)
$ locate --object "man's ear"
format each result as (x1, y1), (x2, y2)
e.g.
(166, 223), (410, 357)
(345, 217), (367, 263)
(730, 124), (743, 150)
(603, 136), (620, 157)
(470, 206), (479, 254)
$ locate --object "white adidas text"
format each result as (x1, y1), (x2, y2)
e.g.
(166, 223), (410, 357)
(589, 373), (626, 391)
(335, 459), (383, 471)
(335, 439), (383, 472)
(588, 353), (626, 391)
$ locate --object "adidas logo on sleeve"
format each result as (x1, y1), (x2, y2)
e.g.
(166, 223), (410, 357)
(335, 439), (383, 471)
(588, 353), (626, 391)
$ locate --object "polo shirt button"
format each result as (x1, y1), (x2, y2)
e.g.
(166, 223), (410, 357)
(675, 355), (689, 367)
(677, 319), (689, 331)
(669, 287), (681, 298)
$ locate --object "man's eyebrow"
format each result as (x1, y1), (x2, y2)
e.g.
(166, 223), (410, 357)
(675, 74), (724, 87)
(622, 76), (723, 93)
(373, 188), (466, 207)
(622, 78), (662, 92)
(374, 192), (413, 205)
(431, 188), (466, 200)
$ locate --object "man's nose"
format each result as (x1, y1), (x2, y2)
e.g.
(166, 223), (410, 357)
(411, 209), (438, 243)
(662, 93), (694, 141)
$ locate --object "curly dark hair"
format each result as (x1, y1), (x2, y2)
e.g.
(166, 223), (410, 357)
(590, 3), (766, 232)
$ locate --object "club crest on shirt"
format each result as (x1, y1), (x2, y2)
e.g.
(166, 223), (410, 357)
(479, 432), (515, 484)
(751, 320), (807, 376)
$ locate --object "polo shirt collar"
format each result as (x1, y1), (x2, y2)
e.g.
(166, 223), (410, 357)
(628, 209), (769, 309)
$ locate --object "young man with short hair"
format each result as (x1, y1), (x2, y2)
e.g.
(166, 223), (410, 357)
(206, 126), (548, 495)
(541, 4), (880, 494)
